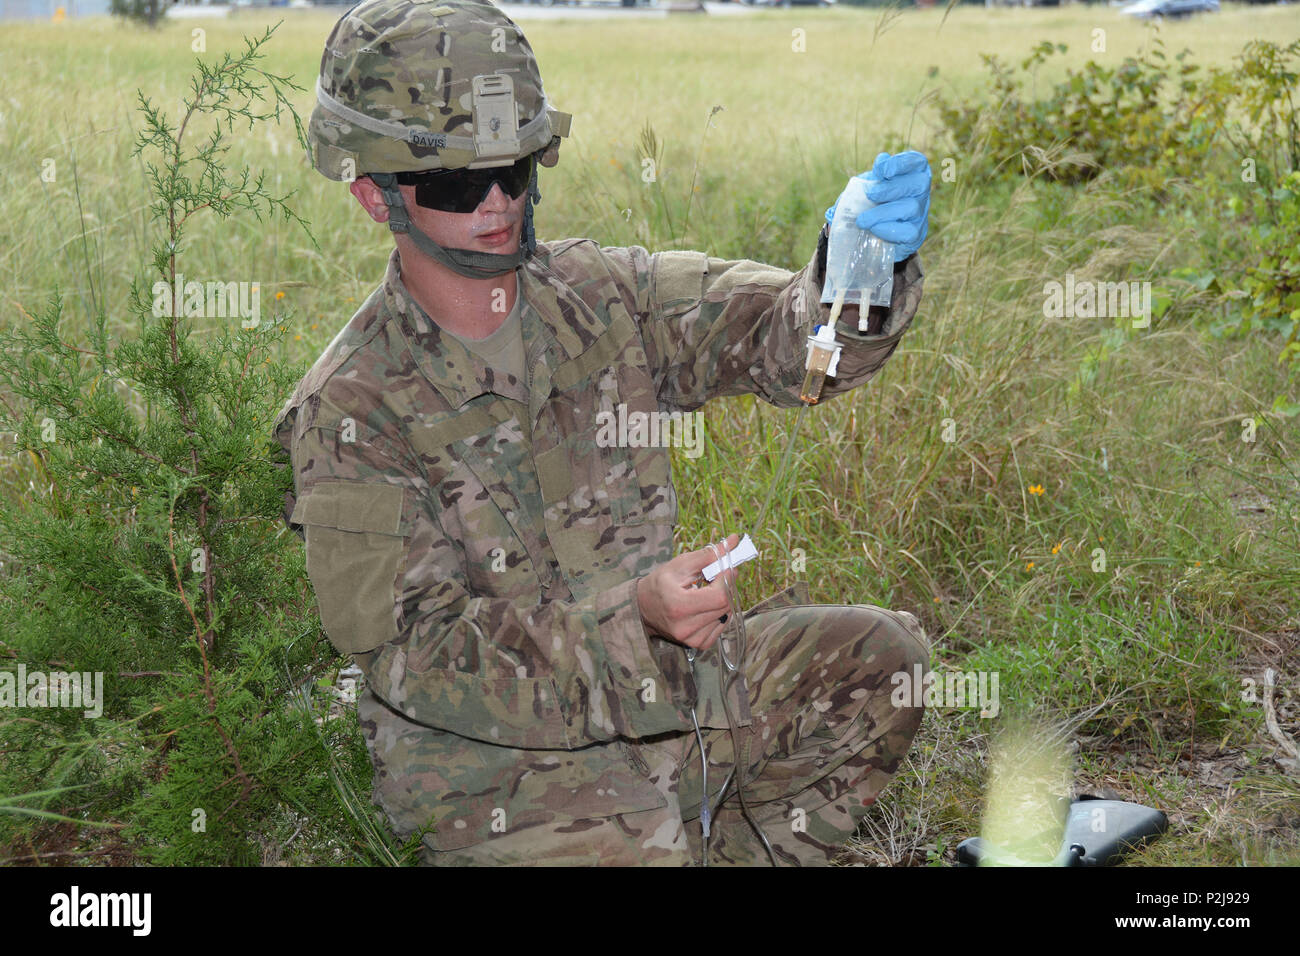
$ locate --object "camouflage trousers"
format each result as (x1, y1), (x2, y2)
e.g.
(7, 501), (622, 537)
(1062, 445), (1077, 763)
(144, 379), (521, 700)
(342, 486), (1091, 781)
(402, 588), (930, 866)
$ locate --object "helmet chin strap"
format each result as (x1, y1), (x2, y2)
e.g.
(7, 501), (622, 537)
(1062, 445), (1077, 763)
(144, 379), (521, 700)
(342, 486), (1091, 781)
(522, 161), (540, 256)
(369, 169), (539, 280)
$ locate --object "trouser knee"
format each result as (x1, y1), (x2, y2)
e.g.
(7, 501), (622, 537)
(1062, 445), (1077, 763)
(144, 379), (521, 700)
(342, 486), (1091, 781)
(831, 604), (930, 683)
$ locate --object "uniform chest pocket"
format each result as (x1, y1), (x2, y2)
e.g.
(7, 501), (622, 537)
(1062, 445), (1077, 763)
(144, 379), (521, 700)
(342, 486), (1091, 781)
(593, 365), (677, 526)
(412, 403), (555, 597)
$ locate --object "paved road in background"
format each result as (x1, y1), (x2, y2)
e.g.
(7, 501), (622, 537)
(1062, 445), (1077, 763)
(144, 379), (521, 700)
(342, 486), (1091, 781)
(0, 0), (773, 23)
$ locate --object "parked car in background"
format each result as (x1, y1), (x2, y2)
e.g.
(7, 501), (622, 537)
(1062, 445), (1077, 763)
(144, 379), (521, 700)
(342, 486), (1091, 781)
(1120, 0), (1220, 18)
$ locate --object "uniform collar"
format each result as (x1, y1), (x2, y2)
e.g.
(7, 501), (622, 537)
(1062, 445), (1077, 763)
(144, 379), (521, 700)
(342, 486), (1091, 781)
(385, 247), (598, 415)
(385, 248), (532, 409)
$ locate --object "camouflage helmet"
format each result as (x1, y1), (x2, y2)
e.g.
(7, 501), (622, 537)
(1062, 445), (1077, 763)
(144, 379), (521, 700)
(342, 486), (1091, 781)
(308, 0), (572, 181)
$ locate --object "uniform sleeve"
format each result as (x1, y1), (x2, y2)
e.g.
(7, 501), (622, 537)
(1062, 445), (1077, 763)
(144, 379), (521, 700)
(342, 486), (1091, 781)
(632, 238), (924, 411)
(285, 415), (694, 750)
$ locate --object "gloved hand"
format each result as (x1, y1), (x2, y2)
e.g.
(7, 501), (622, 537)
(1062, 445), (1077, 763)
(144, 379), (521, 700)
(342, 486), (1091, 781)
(824, 150), (931, 261)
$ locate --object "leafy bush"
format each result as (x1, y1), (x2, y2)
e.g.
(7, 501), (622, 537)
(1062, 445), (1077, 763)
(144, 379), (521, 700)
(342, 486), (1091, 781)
(1241, 171), (1300, 411)
(937, 34), (1299, 192)
(0, 27), (402, 865)
(936, 33), (1300, 410)
(1220, 39), (1300, 195)
(935, 36), (1220, 190)
(109, 0), (166, 27)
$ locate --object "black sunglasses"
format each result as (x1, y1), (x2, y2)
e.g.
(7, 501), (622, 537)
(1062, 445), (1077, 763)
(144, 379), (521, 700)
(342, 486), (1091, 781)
(392, 154), (535, 214)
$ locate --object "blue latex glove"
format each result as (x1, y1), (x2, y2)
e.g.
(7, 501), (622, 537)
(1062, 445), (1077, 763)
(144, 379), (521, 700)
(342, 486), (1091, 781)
(824, 150), (931, 261)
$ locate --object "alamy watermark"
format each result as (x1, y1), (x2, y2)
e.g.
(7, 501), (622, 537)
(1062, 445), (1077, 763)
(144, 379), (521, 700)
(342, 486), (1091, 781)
(595, 403), (705, 459)
(151, 273), (261, 328)
(50, 886), (150, 936)
(0, 665), (103, 718)
(891, 664), (1000, 718)
(1043, 275), (1151, 329)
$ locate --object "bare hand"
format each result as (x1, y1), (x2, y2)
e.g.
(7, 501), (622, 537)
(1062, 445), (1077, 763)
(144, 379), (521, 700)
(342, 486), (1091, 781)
(635, 534), (741, 652)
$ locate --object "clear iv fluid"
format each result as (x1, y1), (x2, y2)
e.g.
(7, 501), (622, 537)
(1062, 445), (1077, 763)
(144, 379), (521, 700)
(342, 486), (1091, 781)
(822, 175), (895, 314)
(804, 176), (897, 403)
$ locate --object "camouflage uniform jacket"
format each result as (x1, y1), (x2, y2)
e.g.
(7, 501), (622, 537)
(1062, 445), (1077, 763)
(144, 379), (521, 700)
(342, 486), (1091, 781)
(272, 237), (924, 852)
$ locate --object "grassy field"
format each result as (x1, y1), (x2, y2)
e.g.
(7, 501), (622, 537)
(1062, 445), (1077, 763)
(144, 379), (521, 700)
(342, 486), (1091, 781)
(1, 4), (1298, 865)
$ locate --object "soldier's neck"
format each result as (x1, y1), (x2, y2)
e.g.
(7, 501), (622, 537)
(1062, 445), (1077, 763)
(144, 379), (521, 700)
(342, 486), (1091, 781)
(395, 242), (518, 341)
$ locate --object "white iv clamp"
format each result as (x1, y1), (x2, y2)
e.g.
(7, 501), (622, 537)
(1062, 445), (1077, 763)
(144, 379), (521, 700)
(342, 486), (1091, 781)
(700, 533), (758, 582)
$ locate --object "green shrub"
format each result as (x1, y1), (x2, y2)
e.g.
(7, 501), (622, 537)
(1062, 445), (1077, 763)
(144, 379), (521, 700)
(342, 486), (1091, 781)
(1241, 171), (1300, 412)
(0, 27), (403, 866)
(109, 0), (166, 27)
(935, 35), (1220, 190)
(936, 34), (1300, 411)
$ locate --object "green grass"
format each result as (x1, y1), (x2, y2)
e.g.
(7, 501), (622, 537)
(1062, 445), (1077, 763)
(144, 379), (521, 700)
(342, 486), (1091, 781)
(2, 5), (1298, 865)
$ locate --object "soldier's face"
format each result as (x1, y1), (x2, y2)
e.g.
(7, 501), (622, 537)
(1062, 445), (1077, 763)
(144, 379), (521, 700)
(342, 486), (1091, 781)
(397, 181), (526, 254)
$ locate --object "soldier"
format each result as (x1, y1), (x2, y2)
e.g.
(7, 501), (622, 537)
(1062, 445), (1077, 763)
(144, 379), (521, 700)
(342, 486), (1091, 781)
(274, 0), (933, 865)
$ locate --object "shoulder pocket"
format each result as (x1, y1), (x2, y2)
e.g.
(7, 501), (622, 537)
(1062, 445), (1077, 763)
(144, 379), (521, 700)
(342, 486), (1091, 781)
(291, 481), (408, 655)
(649, 250), (708, 314)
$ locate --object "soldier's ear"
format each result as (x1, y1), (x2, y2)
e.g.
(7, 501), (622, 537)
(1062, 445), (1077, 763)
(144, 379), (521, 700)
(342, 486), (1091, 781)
(350, 176), (390, 224)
